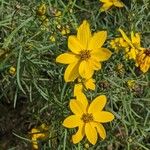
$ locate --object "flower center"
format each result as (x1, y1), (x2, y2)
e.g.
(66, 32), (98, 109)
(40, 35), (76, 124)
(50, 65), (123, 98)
(81, 113), (93, 123)
(80, 50), (91, 60)
(144, 49), (150, 57)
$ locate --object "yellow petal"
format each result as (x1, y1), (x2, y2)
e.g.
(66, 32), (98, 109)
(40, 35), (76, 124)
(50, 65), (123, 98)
(69, 99), (86, 115)
(100, 2), (113, 12)
(64, 61), (80, 82)
(92, 48), (112, 62)
(118, 28), (133, 47)
(85, 123), (97, 145)
(77, 20), (91, 49)
(90, 59), (102, 70)
(79, 60), (94, 79)
(88, 95), (107, 114)
(94, 122), (106, 139)
(114, 1), (124, 7)
(89, 31), (107, 50)
(74, 83), (83, 97)
(76, 92), (89, 109)
(85, 78), (95, 90)
(93, 111), (115, 123)
(56, 53), (79, 64)
(68, 36), (84, 54)
(63, 115), (82, 128)
(33, 142), (39, 149)
(72, 123), (84, 144)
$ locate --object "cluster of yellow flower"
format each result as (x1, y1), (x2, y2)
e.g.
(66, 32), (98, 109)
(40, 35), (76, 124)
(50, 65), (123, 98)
(37, 3), (70, 42)
(110, 29), (150, 73)
(56, 20), (114, 145)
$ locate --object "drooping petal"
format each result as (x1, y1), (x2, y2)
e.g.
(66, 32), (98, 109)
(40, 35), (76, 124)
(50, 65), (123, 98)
(93, 111), (115, 123)
(56, 53), (79, 64)
(85, 123), (98, 145)
(72, 123), (84, 144)
(118, 28), (133, 47)
(100, 2), (113, 12)
(77, 20), (91, 49)
(114, 1), (124, 7)
(92, 48), (112, 62)
(89, 31), (107, 50)
(94, 122), (106, 139)
(79, 60), (94, 79)
(85, 78), (95, 90)
(64, 61), (80, 82)
(76, 92), (89, 109)
(68, 36), (84, 54)
(69, 99), (87, 115)
(74, 83), (83, 97)
(63, 115), (82, 128)
(88, 95), (107, 114)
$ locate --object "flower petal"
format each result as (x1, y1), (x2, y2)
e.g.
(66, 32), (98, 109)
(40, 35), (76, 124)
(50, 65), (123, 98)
(68, 36), (84, 54)
(114, 1), (124, 7)
(69, 99), (86, 115)
(63, 115), (82, 128)
(118, 28), (133, 47)
(100, 2), (113, 12)
(92, 48), (112, 62)
(88, 95), (107, 114)
(56, 53), (79, 64)
(76, 92), (89, 109)
(74, 83), (83, 97)
(79, 60), (94, 79)
(77, 20), (91, 49)
(90, 59), (102, 70)
(94, 122), (106, 139)
(72, 123), (84, 144)
(89, 31), (107, 50)
(85, 78), (95, 90)
(94, 111), (115, 123)
(85, 123), (97, 145)
(64, 61), (79, 82)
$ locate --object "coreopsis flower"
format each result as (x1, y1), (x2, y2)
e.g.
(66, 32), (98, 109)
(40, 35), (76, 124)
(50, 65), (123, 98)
(110, 37), (128, 52)
(30, 124), (48, 149)
(9, 66), (16, 75)
(37, 4), (47, 16)
(135, 49), (150, 73)
(100, 0), (124, 12)
(119, 29), (144, 60)
(74, 78), (95, 96)
(63, 93), (114, 145)
(56, 20), (112, 82)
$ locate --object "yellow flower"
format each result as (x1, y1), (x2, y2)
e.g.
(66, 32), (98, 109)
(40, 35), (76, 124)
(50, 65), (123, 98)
(118, 29), (144, 60)
(56, 20), (112, 82)
(30, 124), (48, 150)
(9, 66), (16, 75)
(63, 93), (114, 145)
(110, 37), (127, 52)
(136, 49), (150, 73)
(37, 4), (47, 16)
(127, 80), (136, 90)
(100, 0), (124, 12)
(74, 78), (95, 97)
(49, 35), (56, 42)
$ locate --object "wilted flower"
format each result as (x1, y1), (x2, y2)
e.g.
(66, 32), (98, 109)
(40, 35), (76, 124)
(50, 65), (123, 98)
(119, 29), (144, 60)
(135, 49), (150, 73)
